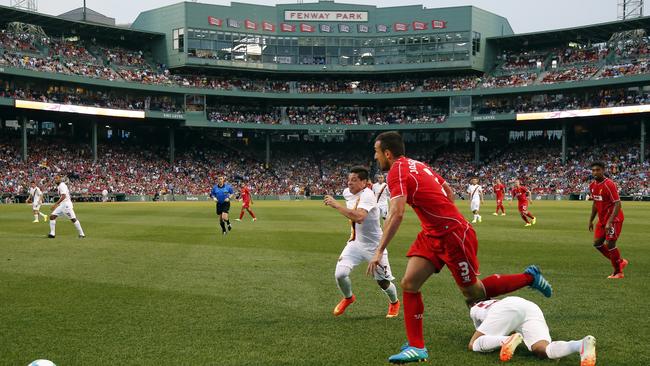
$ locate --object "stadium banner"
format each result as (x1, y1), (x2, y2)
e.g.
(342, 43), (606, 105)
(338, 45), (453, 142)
(320, 24), (332, 33)
(338, 24), (351, 33)
(516, 104), (650, 121)
(412, 21), (427, 30)
(376, 24), (388, 33)
(245, 19), (257, 30)
(432, 20), (447, 29)
(394, 22), (408, 32)
(262, 21), (275, 32)
(300, 23), (315, 32)
(284, 10), (368, 22)
(15, 100), (145, 119)
(357, 24), (369, 33)
(207, 16), (222, 27)
(227, 18), (240, 28)
(280, 23), (296, 32)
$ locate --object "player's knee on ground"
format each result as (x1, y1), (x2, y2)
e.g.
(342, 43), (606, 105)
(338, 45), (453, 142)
(530, 342), (549, 359)
(334, 263), (351, 281)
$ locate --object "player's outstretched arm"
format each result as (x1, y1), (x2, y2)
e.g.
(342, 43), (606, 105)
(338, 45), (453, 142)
(367, 196), (406, 276)
(323, 195), (367, 223)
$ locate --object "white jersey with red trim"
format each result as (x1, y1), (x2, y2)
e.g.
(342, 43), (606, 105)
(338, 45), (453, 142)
(372, 182), (390, 207)
(343, 187), (382, 247)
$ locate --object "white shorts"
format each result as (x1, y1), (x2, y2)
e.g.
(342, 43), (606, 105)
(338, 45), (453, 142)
(338, 240), (394, 281)
(32, 203), (42, 211)
(52, 202), (77, 220)
(378, 205), (389, 219)
(470, 199), (481, 212)
(477, 297), (551, 350)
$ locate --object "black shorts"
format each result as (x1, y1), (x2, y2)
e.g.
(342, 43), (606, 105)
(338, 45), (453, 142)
(216, 201), (231, 215)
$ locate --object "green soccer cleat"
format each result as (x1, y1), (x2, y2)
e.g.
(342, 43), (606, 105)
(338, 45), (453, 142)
(388, 346), (428, 364)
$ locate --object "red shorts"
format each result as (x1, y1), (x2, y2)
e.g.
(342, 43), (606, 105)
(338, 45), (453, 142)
(406, 225), (480, 287)
(518, 202), (528, 212)
(496, 197), (504, 205)
(594, 221), (623, 241)
(242, 201), (251, 209)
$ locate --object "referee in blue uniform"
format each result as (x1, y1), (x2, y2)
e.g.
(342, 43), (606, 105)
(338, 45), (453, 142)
(210, 176), (235, 235)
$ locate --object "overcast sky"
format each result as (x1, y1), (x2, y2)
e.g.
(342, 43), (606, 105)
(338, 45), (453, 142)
(6, 0), (643, 33)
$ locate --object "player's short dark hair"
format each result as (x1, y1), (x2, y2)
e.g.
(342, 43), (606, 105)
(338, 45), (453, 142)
(350, 166), (369, 181)
(591, 161), (606, 169)
(375, 131), (405, 157)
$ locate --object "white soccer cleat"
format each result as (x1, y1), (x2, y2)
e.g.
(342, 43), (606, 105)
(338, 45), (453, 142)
(580, 336), (596, 366)
(252, 218), (257, 222)
(492, 212), (498, 216)
(32, 220), (39, 223)
(235, 219), (241, 222)
(478, 215), (482, 223)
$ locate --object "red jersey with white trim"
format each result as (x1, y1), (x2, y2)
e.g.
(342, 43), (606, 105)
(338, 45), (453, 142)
(241, 187), (251, 203)
(494, 183), (505, 199)
(387, 156), (467, 237)
(589, 178), (624, 223)
(511, 186), (528, 203)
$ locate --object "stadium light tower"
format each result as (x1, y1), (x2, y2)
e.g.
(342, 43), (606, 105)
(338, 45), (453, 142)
(618, 0), (644, 20)
(10, 0), (38, 12)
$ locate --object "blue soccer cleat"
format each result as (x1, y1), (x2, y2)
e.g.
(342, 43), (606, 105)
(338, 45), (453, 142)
(388, 346), (428, 364)
(524, 265), (553, 298)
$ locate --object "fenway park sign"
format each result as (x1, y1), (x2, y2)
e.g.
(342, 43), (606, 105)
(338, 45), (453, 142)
(284, 10), (368, 22)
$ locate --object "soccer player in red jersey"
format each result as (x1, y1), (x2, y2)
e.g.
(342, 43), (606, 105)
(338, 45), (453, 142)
(236, 184), (257, 222)
(512, 180), (536, 227)
(588, 162), (628, 279)
(367, 132), (553, 364)
(493, 178), (506, 216)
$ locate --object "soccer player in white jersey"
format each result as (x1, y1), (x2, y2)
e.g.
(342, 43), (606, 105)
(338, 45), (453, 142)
(468, 296), (596, 366)
(467, 177), (484, 223)
(48, 175), (85, 239)
(26, 181), (48, 223)
(372, 173), (390, 220)
(324, 166), (400, 318)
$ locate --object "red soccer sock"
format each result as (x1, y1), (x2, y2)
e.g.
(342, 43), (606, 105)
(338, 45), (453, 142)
(481, 273), (533, 298)
(594, 244), (611, 260)
(239, 210), (245, 220)
(403, 291), (425, 349)
(520, 214), (529, 223)
(608, 247), (622, 272)
(526, 212), (535, 219)
(247, 209), (256, 219)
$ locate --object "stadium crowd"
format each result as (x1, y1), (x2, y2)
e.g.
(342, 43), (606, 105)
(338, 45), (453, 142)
(4, 29), (650, 98)
(1, 135), (647, 199)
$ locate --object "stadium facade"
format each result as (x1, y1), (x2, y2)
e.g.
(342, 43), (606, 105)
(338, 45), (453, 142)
(0, 1), (648, 169)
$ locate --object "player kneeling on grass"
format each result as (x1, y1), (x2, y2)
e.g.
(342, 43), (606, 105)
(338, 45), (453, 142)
(468, 296), (596, 366)
(324, 166), (400, 318)
(48, 175), (85, 239)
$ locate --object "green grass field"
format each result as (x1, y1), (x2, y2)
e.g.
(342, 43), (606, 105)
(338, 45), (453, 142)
(1, 200), (648, 366)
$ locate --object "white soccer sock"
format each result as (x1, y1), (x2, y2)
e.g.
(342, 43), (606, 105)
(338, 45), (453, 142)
(74, 221), (85, 236)
(49, 220), (56, 235)
(335, 265), (353, 298)
(34, 214), (39, 221)
(39, 212), (47, 218)
(382, 282), (398, 303)
(545, 340), (582, 359)
(472, 335), (509, 352)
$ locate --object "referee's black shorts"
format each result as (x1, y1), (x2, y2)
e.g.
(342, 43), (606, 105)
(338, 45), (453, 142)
(216, 201), (231, 215)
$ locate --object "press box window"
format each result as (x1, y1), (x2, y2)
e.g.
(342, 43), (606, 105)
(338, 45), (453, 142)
(173, 28), (185, 51)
